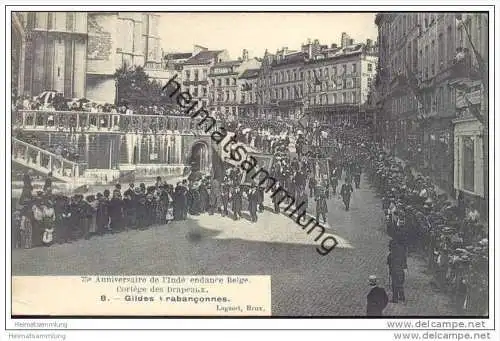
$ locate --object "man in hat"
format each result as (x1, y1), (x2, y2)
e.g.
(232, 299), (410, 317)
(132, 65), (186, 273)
(247, 183), (259, 223)
(340, 180), (354, 211)
(231, 185), (243, 220)
(108, 189), (124, 233)
(366, 275), (389, 316)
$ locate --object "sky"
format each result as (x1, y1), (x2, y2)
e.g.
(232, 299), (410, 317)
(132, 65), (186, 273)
(159, 12), (378, 60)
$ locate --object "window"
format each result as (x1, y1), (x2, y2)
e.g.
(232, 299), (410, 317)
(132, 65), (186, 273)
(342, 93), (347, 103)
(352, 92), (357, 103)
(194, 70), (199, 82)
(193, 88), (199, 97)
(203, 70), (208, 80)
(343, 79), (347, 89)
(202, 87), (207, 97)
(333, 66), (337, 75)
(300, 71), (303, 80)
(352, 63), (357, 74)
(462, 136), (475, 192)
(233, 78), (237, 85)
(232, 90), (237, 101)
(333, 93), (337, 104)
(185, 71), (190, 81)
(308, 70), (311, 80)
(226, 91), (230, 101)
(343, 64), (347, 74)
(367, 63), (373, 72)
(367, 77), (372, 87)
(217, 79), (222, 87)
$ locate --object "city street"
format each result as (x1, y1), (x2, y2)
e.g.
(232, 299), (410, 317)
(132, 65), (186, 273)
(12, 176), (456, 316)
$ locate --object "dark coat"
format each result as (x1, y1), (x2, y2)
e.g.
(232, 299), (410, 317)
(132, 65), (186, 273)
(340, 183), (353, 199)
(247, 189), (259, 213)
(367, 287), (389, 316)
(232, 189), (243, 213)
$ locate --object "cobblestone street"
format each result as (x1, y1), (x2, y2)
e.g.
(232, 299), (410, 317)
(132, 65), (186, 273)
(12, 176), (456, 316)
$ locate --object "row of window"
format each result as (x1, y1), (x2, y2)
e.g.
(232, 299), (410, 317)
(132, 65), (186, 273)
(184, 69), (209, 82)
(390, 85), (456, 115)
(211, 77), (238, 87)
(266, 63), (373, 85)
(211, 90), (238, 103)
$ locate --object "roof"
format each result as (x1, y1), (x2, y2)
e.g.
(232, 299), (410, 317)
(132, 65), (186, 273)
(239, 68), (260, 79)
(165, 52), (192, 60)
(213, 60), (242, 68)
(184, 50), (224, 65)
(271, 52), (307, 67)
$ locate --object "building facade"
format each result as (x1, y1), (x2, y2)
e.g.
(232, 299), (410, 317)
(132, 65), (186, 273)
(208, 49), (261, 117)
(302, 39), (378, 123)
(269, 48), (306, 120)
(375, 12), (488, 211)
(451, 13), (488, 213)
(22, 12), (88, 99)
(181, 47), (229, 110)
(86, 12), (163, 102)
(238, 68), (260, 118)
(12, 12), (27, 98)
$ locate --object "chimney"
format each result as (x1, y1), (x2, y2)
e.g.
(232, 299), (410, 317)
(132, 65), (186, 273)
(366, 39), (373, 47)
(314, 39), (319, 45)
(349, 39), (355, 45)
(331, 43), (338, 49)
(308, 44), (313, 59)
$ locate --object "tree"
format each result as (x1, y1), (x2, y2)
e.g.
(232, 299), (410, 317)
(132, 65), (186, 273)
(114, 65), (175, 107)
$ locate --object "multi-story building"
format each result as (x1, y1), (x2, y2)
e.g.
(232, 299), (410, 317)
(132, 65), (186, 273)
(208, 49), (261, 117)
(302, 38), (378, 123)
(451, 13), (488, 213)
(180, 46), (229, 110)
(86, 12), (163, 102)
(268, 48), (306, 120)
(375, 12), (488, 212)
(16, 12), (165, 103)
(238, 68), (260, 118)
(12, 12), (27, 98)
(22, 12), (88, 98)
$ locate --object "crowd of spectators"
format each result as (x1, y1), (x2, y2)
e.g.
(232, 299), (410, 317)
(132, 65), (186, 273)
(366, 141), (488, 316)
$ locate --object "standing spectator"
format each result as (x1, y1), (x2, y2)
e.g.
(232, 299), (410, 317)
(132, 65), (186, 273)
(366, 275), (389, 316)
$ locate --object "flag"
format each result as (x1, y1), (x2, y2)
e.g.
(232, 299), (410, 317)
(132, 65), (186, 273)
(312, 69), (321, 86)
(463, 93), (484, 125)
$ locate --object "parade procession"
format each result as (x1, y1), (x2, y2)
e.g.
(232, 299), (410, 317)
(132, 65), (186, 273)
(10, 11), (489, 318)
